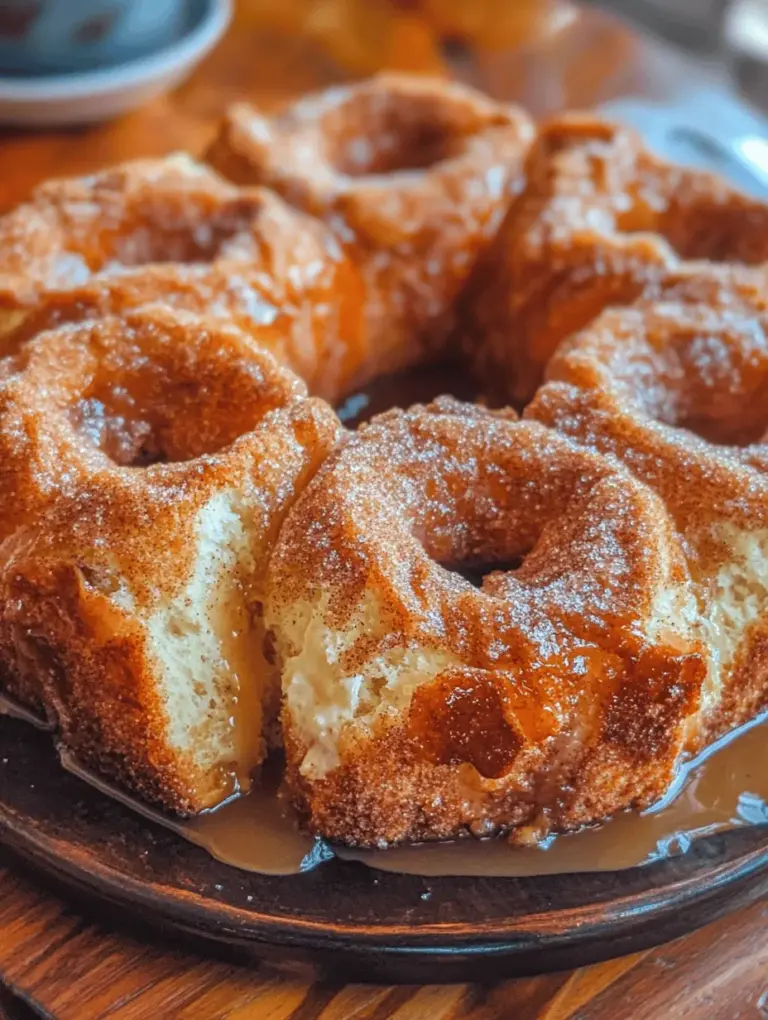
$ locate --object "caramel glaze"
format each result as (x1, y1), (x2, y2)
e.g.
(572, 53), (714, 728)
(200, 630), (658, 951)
(57, 747), (332, 876)
(11, 691), (763, 878)
(527, 267), (768, 749)
(1, 363), (765, 870)
(193, 715), (768, 876)
(343, 712), (768, 877)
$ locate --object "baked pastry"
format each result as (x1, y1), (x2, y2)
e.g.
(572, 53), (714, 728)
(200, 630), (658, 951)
(0, 155), (362, 401)
(527, 267), (768, 745)
(265, 398), (707, 846)
(208, 73), (534, 378)
(0, 258), (360, 403)
(463, 113), (768, 405)
(2, 79), (766, 850)
(0, 306), (341, 813)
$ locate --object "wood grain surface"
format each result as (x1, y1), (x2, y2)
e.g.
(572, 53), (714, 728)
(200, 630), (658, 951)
(0, 2), (765, 1016)
(0, 863), (766, 1020)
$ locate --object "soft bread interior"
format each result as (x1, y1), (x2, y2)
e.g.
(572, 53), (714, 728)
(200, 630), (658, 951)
(141, 490), (273, 805)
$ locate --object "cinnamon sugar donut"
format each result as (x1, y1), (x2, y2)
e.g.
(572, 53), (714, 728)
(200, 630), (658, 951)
(208, 74), (534, 377)
(0, 156), (364, 401)
(464, 113), (768, 404)
(0, 259), (360, 403)
(265, 399), (707, 846)
(527, 267), (768, 744)
(0, 306), (341, 813)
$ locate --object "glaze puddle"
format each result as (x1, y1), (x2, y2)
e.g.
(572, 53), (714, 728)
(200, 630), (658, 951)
(45, 700), (768, 878)
(339, 714), (768, 877)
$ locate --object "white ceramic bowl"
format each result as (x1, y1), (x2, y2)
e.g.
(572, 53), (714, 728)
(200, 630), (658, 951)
(0, 0), (231, 126)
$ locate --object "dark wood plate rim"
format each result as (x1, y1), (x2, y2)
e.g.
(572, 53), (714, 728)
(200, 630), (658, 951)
(2, 800), (767, 955)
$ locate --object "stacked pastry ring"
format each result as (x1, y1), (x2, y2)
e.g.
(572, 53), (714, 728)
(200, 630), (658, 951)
(0, 155), (366, 401)
(0, 74), (767, 847)
(463, 112), (768, 404)
(527, 266), (768, 745)
(208, 73), (535, 377)
(265, 399), (707, 845)
(0, 306), (340, 813)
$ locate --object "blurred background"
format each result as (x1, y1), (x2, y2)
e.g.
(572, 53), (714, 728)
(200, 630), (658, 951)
(127, 0), (768, 109)
(1, 0), (768, 207)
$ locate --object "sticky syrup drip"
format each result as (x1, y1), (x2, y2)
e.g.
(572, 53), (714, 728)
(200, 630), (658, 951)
(49, 706), (768, 878)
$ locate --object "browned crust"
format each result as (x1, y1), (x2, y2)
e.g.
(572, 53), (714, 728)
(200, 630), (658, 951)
(0, 162), (368, 403)
(283, 647), (705, 847)
(703, 624), (768, 747)
(0, 157), (269, 306)
(2, 94), (766, 838)
(0, 559), (208, 813)
(463, 112), (768, 405)
(526, 269), (768, 532)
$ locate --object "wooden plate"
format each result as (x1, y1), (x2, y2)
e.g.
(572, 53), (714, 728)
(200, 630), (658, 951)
(0, 715), (766, 984)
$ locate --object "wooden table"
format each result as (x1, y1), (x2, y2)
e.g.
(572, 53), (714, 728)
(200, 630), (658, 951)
(0, 862), (766, 1019)
(0, 2), (765, 1016)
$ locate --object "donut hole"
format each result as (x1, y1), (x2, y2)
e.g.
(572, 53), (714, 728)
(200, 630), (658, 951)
(71, 397), (169, 466)
(67, 321), (294, 466)
(568, 135), (768, 265)
(105, 195), (267, 268)
(72, 366), (281, 466)
(331, 123), (463, 177)
(450, 558), (525, 588)
(612, 312), (768, 446)
(413, 499), (541, 591)
(336, 361), (480, 427)
(322, 91), (478, 177)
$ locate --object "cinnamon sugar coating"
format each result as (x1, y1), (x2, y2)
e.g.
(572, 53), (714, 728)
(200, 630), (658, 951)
(208, 74), (534, 379)
(2, 82), (768, 842)
(0, 306), (341, 813)
(0, 155), (272, 305)
(0, 155), (365, 401)
(527, 267), (768, 745)
(463, 113), (768, 405)
(266, 400), (707, 846)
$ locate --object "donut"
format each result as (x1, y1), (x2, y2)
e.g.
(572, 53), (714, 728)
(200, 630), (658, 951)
(265, 399), (707, 846)
(0, 155), (365, 402)
(4, 80), (767, 847)
(0, 306), (341, 813)
(0, 257), (361, 403)
(463, 113), (768, 405)
(527, 266), (768, 744)
(208, 74), (534, 378)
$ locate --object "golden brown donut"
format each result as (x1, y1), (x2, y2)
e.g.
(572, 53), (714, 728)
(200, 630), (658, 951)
(0, 258), (362, 403)
(463, 113), (768, 405)
(208, 74), (534, 379)
(527, 266), (768, 744)
(265, 399), (707, 846)
(0, 155), (364, 402)
(0, 306), (341, 813)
